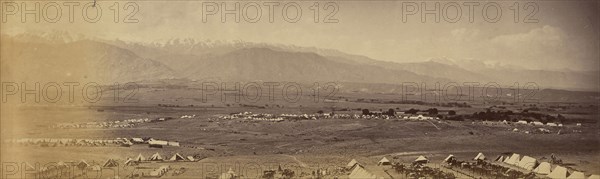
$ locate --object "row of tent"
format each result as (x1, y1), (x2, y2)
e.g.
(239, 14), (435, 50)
(443, 152), (600, 179)
(347, 155), (431, 168)
(130, 138), (180, 147)
(5, 137), (182, 148)
(445, 152), (600, 179)
(75, 159), (120, 169)
(495, 153), (599, 179)
(442, 152), (487, 163)
(52, 118), (154, 129)
(22, 159), (120, 175)
(347, 156), (430, 179)
(377, 155), (429, 166)
(125, 153), (194, 165)
(7, 138), (124, 145)
(348, 156), (429, 169)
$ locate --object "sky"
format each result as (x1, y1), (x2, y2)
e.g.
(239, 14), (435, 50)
(2, 0), (598, 71)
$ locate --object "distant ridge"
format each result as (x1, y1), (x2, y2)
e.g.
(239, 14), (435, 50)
(2, 32), (598, 91)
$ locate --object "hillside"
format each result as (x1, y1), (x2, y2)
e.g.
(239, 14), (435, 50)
(0, 37), (175, 83)
(3, 32), (598, 91)
(176, 47), (447, 83)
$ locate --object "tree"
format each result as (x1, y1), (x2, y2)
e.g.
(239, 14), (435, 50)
(557, 114), (565, 123)
(405, 108), (419, 114)
(448, 110), (456, 115)
(387, 108), (396, 116)
(427, 108), (438, 115)
(362, 109), (371, 115)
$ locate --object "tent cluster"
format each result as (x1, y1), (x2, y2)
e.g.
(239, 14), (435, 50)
(438, 152), (598, 179)
(499, 153), (541, 171)
(348, 156), (455, 179)
(513, 120), (564, 127)
(222, 112), (359, 121)
(346, 158), (386, 179)
(401, 114), (438, 120)
(125, 153), (194, 165)
(216, 112), (285, 122)
(52, 118), (152, 129)
(215, 111), (439, 122)
(148, 139), (180, 148)
(32, 159), (122, 177)
(442, 153), (488, 164)
(180, 114), (196, 119)
(6, 138), (128, 147)
(6, 137), (182, 148)
(120, 137), (181, 147)
(498, 153), (597, 179)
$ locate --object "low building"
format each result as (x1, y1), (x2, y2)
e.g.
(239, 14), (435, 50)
(149, 140), (168, 148)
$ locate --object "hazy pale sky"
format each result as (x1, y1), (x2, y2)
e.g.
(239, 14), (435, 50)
(3, 1), (598, 71)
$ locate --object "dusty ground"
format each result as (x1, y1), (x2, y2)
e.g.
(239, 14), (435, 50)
(1, 88), (598, 178)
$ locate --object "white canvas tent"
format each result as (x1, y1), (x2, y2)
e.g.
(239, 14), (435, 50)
(347, 159), (360, 168)
(348, 165), (378, 179)
(495, 155), (505, 162)
(131, 138), (144, 143)
(547, 166), (569, 179)
(149, 140), (168, 146)
(377, 157), (391, 166)
(588, 175), (600, 179)
(135, 153), (146, 162)
(168, 141), (180, 147)
(169, 153), (186, 161)
(124, 158), (134, 166)
(533, 162), (552, 175)
(567, 171), (585, 179)
(415, 156), (429, 163)
(474, 153), (486, 160)
(187, 156), (195, 162)
(102, 159), (119, 167)
(504, 153), (521, 166)
(516, 156), (538, 171)
(149, 152), (163, 161)
(444, 155), (455, 163)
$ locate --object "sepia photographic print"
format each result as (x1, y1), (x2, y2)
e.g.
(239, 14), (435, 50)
(0, 0), (598, 178)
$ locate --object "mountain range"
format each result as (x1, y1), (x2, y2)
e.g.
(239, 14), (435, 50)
(1, 32), (598, 91)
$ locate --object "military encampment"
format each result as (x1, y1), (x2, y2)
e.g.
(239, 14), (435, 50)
(1, 1), (599, 179)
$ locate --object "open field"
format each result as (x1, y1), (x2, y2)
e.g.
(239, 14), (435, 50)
(1, 86), (599, 178)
